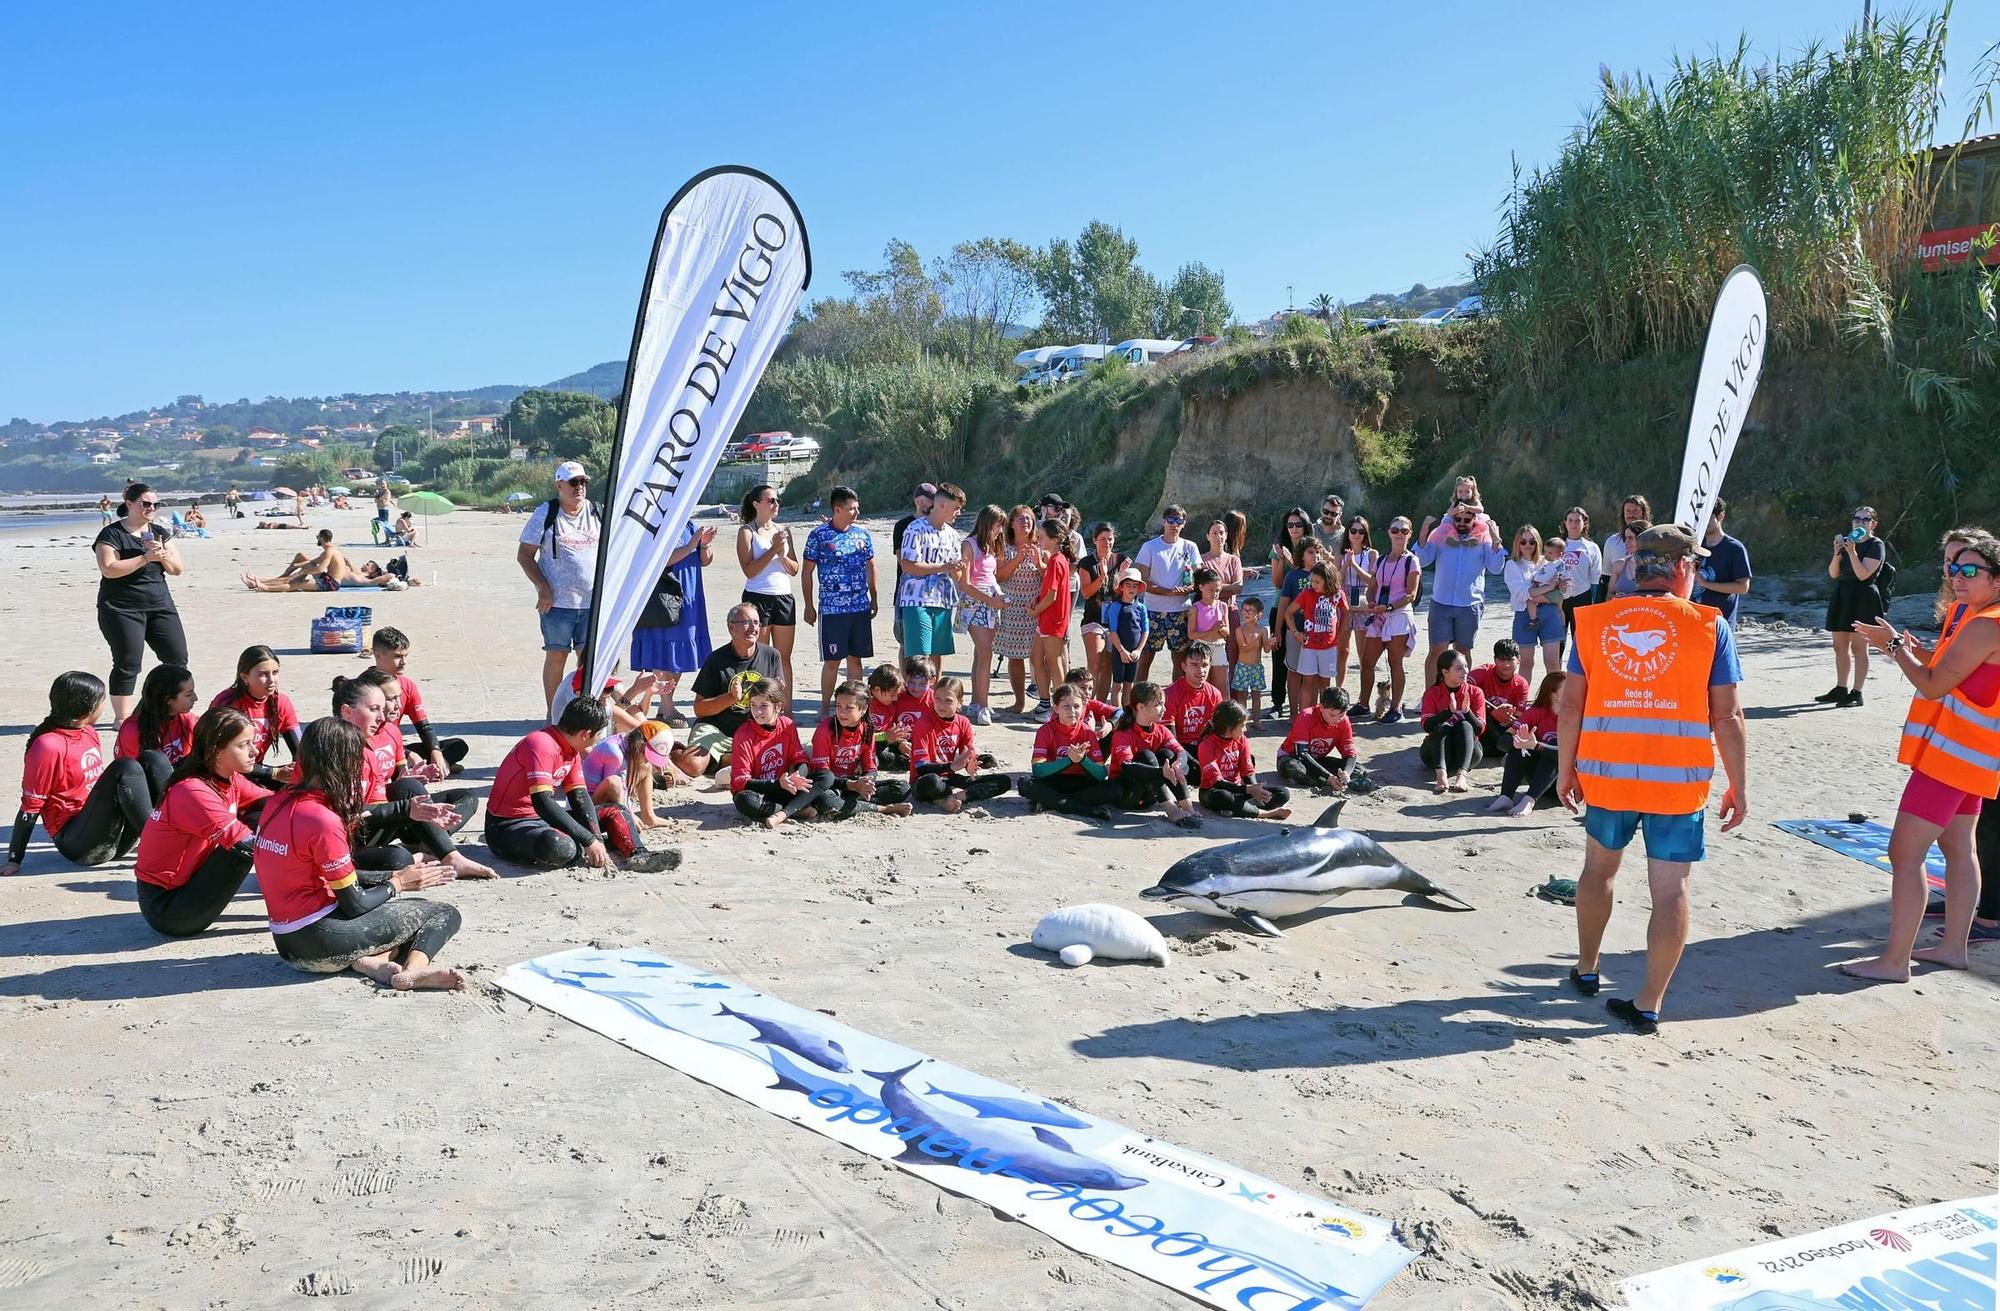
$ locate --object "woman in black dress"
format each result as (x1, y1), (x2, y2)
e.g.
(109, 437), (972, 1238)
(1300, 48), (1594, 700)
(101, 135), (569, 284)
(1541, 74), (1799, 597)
(92, 482), (187, 724)
(1818, 505), (1885, 708)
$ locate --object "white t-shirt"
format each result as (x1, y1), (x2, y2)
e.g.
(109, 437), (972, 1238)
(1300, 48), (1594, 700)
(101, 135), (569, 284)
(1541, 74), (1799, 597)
(519, 500), (600, 610)
(1135, 535), (1203, 614)
(1600, 531), (1628, 584)
(1560, 538), (1602, 598)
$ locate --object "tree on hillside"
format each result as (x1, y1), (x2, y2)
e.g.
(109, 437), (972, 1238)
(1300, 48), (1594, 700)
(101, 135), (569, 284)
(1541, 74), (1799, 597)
(1033, 239), (1092, 339)
(1308, 293), (1335, 324)
(374, 424), (427, 468)
(504, 389), (610, 457)
(1034, 221), (1167, 342)
(1164, 262), (1233, 336)
(933, 237), (1039, 369)
(844, 239), (944, 361)
(200, 424), (238, 445)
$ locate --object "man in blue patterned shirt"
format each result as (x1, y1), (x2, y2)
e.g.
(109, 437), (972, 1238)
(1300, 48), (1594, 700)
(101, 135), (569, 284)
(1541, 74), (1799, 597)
(801, 485), (879, 717)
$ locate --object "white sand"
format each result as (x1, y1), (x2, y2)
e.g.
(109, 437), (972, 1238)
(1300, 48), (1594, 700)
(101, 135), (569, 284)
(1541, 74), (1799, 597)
(0, 504), (1993, 1309)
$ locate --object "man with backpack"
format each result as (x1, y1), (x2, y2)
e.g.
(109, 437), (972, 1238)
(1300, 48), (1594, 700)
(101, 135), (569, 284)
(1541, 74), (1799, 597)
(516, 460), (602, 714)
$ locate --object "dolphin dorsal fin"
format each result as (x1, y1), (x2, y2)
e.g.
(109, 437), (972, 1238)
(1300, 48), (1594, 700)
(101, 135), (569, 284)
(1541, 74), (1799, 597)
(1313, 799), (1348, 830)
(1033, 1127), (1075, 1152)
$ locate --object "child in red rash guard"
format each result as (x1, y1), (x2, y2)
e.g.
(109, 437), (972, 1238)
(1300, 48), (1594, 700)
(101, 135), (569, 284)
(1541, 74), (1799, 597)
(1106, 681), (1202, 829)
(4, 671), (159, 875)
(865, 661), (923, 773)
(909, 676), (1010, 812)
(255, 717), (462, 990)
(1019, 684), (1117, 819)
(209, 644), (301, 786)
(1198, 701), (1292, 819)
(1277, 686), (1365, 794)
(370, 626), (468, 777)
(810, 681), (914, 817)
(731, 680), (840, 829)
(132, 706), (272, 936)
(1028, 517), (1073, 721)
(1163, 641), (1224, 744)
(116, 663), (198, 806)
(487, 694), (680, 871)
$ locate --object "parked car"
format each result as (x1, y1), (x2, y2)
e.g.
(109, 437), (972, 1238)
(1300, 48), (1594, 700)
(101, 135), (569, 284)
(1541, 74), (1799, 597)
(341, 467), (372, 482)
(765, 434), (821, 462)
(725, 432), (789, 461)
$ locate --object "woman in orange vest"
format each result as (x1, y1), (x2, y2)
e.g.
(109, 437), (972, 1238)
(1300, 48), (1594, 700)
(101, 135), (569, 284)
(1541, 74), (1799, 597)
(1842, 529), (2000, 982)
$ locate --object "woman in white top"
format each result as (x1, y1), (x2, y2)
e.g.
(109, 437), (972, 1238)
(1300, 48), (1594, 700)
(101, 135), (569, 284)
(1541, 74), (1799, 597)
(1502, 524), (1566, 685)
(736, 483), (800, 703)
(1334, 516), (1378, 694)
(958, 505), (1008, 725)
(1556, 506), (1601, 641)
(1202, 516), (1247, 694)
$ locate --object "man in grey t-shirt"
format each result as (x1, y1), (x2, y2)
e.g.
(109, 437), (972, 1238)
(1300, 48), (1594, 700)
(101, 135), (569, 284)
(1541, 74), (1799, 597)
(516, 459), (602, 713)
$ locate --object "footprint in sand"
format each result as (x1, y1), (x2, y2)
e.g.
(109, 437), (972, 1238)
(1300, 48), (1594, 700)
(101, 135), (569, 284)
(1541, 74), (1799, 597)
(400, 1255), (445, 1285)
(295, 1270), (353, 1297)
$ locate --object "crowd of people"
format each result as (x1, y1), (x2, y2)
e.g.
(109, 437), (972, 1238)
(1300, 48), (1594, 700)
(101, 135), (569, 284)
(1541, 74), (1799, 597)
(15, 463), (1999, 1024)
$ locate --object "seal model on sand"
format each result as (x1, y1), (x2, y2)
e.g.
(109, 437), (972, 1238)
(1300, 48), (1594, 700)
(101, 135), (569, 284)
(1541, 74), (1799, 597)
(1140, 800), (1474, 937)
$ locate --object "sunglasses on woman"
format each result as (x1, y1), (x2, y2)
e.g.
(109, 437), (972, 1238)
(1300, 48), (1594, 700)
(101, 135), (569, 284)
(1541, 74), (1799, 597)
(1945, 560), (1997, 579)
(1389, 526), (1411, 534)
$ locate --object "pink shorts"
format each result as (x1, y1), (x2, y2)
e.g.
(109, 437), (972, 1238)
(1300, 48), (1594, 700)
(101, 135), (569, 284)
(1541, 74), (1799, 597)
(1898, 771), (1984, 828)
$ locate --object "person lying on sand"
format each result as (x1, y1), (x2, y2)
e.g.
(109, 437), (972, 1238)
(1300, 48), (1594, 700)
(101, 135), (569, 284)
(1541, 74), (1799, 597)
(243, 538), (358, 592)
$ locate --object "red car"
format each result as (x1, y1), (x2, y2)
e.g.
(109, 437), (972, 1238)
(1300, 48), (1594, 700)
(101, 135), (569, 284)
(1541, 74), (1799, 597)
(728, 431), (791, 461)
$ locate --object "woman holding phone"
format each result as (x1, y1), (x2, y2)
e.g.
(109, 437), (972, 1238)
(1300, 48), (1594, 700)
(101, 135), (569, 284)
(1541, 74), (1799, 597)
(93, 482), (188, 725)
(1819, 505), (1887, 708)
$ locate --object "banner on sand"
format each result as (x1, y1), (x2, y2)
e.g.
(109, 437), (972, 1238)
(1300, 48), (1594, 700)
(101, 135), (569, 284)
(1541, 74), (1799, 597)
(1773, 818), (1949, 896)
(583, 166), (811, 695)
(1674, 264), (1766, 542)
(1622, 1194), (1998, 1309)
(501, 947), (1412, 1309)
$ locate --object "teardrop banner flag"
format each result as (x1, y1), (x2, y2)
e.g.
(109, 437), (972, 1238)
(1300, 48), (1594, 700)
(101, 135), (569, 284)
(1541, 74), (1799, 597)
(1673, 264), (1766, 541)
(583, 166), (811, 694)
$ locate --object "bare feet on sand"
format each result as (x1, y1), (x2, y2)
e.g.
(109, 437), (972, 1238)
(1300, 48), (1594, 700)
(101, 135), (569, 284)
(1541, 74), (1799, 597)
(1838, 957), (1910, 983)
(351, 957), (401, 985)
(880, 802), (914, 817)
(448, 853), (497, 879)
(1911, 945), (1970, 970)
(941, 792), (965, 814)
(391, 964), (464, 991)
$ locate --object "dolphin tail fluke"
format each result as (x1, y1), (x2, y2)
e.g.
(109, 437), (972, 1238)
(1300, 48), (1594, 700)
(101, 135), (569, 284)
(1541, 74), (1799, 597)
(1312, 798), (1348, 830)
(1232, 909), (1285, 938)
(863, 1060), (924, 1086)
(1398, 867), (1476, 910)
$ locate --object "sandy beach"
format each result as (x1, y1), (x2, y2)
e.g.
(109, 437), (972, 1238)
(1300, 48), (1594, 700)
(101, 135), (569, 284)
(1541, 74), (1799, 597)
(0, 503), (1993, 1310)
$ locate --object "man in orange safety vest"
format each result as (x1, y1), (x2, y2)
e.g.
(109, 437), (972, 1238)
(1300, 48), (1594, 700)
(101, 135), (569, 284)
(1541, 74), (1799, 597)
(1558, 523), (1750, 1034)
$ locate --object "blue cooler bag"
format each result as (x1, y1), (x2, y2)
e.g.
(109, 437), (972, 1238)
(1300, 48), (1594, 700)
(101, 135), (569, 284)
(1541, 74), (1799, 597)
(309, 606), (374, 654)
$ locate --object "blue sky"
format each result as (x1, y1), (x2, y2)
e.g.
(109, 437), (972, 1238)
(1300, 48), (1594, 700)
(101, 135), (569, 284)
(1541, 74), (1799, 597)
(2, 1), (1993, 421)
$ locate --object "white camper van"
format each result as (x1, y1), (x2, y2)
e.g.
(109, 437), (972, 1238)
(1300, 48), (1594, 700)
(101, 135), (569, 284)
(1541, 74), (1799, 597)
(1013, 345), (1062, 387)
(1045, 344), (1110, 385)
(1108, 338), (1186, 367)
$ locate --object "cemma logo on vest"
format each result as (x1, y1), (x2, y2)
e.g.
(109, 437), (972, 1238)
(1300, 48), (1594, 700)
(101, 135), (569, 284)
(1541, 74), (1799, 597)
(1599, 615), (1679, 683)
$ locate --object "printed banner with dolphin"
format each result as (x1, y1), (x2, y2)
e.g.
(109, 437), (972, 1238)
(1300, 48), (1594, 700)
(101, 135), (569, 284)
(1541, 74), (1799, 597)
(501, 947), (1412, 1309)
(1620, 1193), (1999, 1310)
(582, 165), (811, 695)
(1673, 263), (1766, 542)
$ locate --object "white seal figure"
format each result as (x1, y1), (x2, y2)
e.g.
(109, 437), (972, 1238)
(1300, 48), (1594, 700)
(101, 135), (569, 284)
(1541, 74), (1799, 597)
(1140, 800), (1474, 937)
(1032, 904), (1170, 966)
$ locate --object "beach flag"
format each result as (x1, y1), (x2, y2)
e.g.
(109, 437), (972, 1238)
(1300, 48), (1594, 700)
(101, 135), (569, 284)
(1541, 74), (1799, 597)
(583, 167), (811, 694)
(1673, 264), (1766, 541)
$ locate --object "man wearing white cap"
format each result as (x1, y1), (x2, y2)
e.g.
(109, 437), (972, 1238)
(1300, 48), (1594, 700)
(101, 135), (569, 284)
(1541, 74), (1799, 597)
(517, 460), (602, 713)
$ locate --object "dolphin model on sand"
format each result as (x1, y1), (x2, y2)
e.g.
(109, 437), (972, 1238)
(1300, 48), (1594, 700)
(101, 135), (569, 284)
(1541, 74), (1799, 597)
(1140, 800), (1474, 937)
(717, 1003), (852, 1072)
